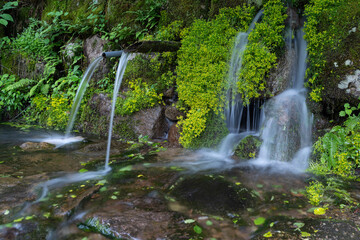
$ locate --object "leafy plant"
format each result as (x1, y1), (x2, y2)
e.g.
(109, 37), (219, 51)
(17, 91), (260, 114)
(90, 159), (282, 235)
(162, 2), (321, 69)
(126, 0), (166, 39)
(0, 1), (18, 26)
(116, 78), (163, 116)
(304, 0), (360, 102)
(312, 102), (360, 177)
(176, 5), (255, 148)
(237, 0), (287, 105)
(0, 74), (30, 112)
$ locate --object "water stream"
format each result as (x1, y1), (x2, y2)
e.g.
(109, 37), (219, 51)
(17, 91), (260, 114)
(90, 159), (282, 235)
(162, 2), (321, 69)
(65, 56), (103, 137)
(105, 53), (129, 169)
(253, 28), (312, 171)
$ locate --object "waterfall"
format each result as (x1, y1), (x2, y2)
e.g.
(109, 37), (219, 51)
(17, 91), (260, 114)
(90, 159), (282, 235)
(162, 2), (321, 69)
(65, 56), (103, 137)
(256, 28), (312, 171)
(225, 10), (263, 134)
(218, 10), (264, 155)
(105, 53), (129, 169)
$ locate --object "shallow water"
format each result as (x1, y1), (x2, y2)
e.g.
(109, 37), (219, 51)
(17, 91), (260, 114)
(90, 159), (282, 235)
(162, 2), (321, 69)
(0, 125), (359, 240)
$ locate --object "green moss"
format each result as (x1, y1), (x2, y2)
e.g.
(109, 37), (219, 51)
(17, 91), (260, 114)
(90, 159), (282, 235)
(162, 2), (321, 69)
(113, 120), (137, 141)
(188, 111), (229, 149)
(234, 135), (262, 159)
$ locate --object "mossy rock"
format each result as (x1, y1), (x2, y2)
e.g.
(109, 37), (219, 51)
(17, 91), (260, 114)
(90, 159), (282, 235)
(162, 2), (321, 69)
(234, 135), (262, 159)
(188, 111), (229, 149)
(42, 0), (107, 24)
(170, 175), (256, 215)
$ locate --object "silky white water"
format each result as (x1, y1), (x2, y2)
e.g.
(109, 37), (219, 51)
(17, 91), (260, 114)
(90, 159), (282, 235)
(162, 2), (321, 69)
(254, 28), (312, 171)
(65, 56), (103, 137)
(105, 53), (129, 169)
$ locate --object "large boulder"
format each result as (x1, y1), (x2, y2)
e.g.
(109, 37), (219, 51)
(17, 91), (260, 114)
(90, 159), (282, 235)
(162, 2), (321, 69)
(83, 35), (109, 80)
(132, 106), (168, 139)
(165, 106), (184, 121)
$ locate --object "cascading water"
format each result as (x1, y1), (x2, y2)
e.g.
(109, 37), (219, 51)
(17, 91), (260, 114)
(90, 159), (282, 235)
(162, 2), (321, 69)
(65, 56), (103, 137)
(31, 52), (129, 202)
(105, 52), (129, 169)
(255, 28), (312, 171)
(219, 10), (264, 155)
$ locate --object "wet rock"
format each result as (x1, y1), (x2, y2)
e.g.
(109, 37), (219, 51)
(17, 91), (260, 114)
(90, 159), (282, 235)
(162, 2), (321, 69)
(286, 7), (300, 30)
(53, 185), (101, 217)
(253, 216), (360, 240)
(164, 87), (175, 98)
(0, 174), (48, 213)
(165, 105), (184, 121)
(83, 35), (108, 80)
(170, 175), (256, 215)
(337, 69), (360, 98)
(234, 135), (262, 159)
(132, 106), (168, 139)
(81, 197), (192, 239)
(19, 142), (55, 151)
(168, 124), (181, 147)
(268, 49), (295, 95)
(89, 93), (111, 116)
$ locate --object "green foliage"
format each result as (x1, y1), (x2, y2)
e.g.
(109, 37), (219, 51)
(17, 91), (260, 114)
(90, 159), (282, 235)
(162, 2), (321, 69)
(306, 178), (355, 206)
(304, 0), (360, 102)
(306, 181), (324, 206)
(0, 1), (18, 26)
(116, 78), (163, 115)
(238, 0), (286, 104)
(187, 111), (229, 149)
(28, 95), (71, 130)
(238, 42), (277, 101)
(115, 53), (175, 116)
(312, 103), (360, 177)
(0, 74), (30, 112)
(126, 0), (167, 39)
(176, 5), (255, 148)
(153, 20), (184, 41)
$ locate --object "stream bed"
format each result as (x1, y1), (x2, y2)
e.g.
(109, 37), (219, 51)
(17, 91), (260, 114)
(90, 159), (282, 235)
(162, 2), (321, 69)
(0, 125), (359, 240)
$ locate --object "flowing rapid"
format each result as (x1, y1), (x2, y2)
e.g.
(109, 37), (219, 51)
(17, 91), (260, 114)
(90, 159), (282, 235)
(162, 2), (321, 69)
(255, 28), (312, 171)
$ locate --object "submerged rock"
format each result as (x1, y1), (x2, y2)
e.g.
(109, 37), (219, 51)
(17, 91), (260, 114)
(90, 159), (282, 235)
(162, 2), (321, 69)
(234, 135), (262, 159)
(170, 175), (256, 215)
(19, 142), (55, 151)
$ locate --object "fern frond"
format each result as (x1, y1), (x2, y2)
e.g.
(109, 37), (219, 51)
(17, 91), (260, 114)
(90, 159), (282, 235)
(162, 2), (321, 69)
(4, 78), (36, 91)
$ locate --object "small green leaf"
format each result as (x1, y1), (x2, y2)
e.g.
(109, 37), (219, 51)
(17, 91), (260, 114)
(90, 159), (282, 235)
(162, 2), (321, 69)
(184, 219), (195, 224)
(56, 194), (64, 198)
(79, 168), (88, 173)
(4, 209), (10, 215)
(263, 231), (272, 237)
(25, 215), (34, 220)
(96, 179), (107, 186)
(43, 212), (51, 218)
(256, 184), (264, 188)
(193, 225), (202, 234)
(294, 222), (305, 229)
(13, 217), (24, 223)
(254, 217), (266, 226)
(119, 165), (132, 172)
(301, 231), (311, 237)
(206, 220), (213, 226)
(110, 195), (117, 200)
(99, 186), (107, 192)
(269, 222), (275, 227)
